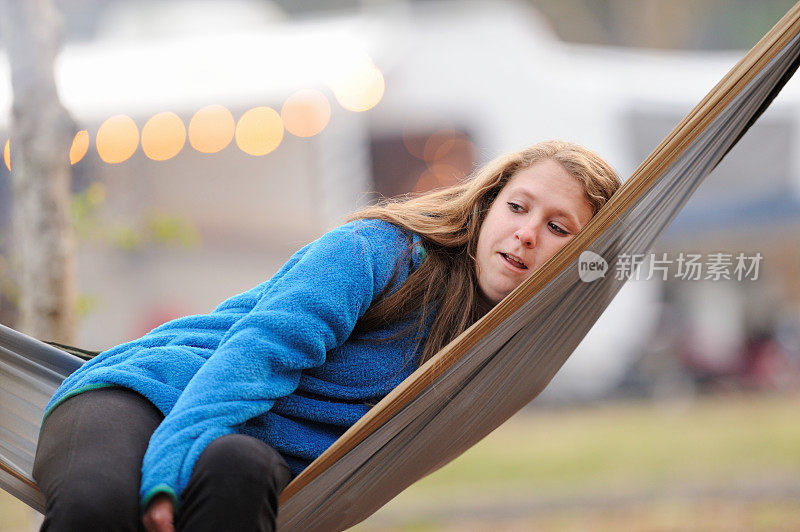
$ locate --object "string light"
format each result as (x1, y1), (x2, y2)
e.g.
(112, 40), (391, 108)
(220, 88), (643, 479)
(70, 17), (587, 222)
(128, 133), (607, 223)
(70, 130), (90, 165)
(281, 89), (331, 138)
(142, 112), (186, 161)
(96, 115), (139, 164)
(188, 105), (235, 154)
(235, 107), (284, 156)
(329, 53), (386, 112)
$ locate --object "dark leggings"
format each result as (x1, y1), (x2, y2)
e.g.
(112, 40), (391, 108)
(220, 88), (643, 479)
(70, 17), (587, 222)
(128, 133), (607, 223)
(32, 387), (291, 531)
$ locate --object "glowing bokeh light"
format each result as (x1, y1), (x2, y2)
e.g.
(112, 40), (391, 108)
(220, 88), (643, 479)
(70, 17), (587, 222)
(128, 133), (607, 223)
(423, 129), (456, 163)
(189, 105), (235, 154)
(402, 116), (454, 160)
(402, 133), (427, 161)
(70, 130), (90, 165)
(330, 58), (385, 113)
(235, 107), (284, 156)
(96, 115), (139, 164)
(413, 164), (463, 193)
(424, 130), (475, 176)
(281, 89), (331, 138)
(142, 112), (186, 161)
(434, 135), (473, 164)
(3, 139), (9, 171)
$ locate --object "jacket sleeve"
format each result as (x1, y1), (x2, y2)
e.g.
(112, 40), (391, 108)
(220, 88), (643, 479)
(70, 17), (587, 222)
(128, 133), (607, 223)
(138, 220), (410, 511)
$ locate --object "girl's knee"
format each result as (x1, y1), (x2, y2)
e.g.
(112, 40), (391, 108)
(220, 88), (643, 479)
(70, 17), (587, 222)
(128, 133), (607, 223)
(195, 434), (291, 491)
(177, 435), (290, 530)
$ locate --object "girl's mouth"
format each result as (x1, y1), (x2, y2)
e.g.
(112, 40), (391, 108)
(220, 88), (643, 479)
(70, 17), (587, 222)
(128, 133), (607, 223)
(501, 253), (527, 270)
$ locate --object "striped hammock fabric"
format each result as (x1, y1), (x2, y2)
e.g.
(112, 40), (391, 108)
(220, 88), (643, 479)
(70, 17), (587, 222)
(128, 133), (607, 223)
(3, 3), (800, 529)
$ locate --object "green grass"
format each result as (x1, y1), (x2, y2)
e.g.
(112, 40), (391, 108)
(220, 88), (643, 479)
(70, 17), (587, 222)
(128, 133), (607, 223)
(358, 393), (800, 530)
(408, 395), (799, 490)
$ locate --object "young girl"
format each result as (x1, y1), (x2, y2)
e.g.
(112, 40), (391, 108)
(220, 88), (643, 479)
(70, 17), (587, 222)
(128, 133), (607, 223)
(33, 140), (620, 531)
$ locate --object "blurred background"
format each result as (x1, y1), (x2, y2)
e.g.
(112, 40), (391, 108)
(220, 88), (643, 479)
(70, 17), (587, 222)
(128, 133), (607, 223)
(1, 0), (799, 530)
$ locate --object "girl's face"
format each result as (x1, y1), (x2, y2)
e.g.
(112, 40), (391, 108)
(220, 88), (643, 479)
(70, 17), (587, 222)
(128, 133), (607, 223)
(475, 159), (594, 304)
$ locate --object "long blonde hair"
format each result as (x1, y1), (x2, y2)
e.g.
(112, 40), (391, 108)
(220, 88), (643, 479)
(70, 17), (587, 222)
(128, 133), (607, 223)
(347, 140), (621, 366)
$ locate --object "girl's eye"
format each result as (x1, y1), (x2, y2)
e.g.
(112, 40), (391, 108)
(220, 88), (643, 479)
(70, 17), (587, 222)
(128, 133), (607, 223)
(507, 202), (524, 213)
(549, 222), (569, 236)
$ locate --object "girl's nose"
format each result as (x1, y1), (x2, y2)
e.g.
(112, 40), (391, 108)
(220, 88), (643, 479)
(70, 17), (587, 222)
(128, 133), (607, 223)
(514, 225), (536, 248)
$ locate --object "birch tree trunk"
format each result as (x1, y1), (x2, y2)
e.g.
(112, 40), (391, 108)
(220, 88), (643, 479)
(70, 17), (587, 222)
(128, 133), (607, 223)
(0, 0), (77, 343)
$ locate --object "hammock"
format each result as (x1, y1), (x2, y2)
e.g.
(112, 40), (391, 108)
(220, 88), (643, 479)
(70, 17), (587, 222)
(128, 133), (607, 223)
(3, 3), (800, 529)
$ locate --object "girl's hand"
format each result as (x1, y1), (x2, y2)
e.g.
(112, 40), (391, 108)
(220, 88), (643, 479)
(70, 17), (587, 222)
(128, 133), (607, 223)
(142, 493), (175, 532)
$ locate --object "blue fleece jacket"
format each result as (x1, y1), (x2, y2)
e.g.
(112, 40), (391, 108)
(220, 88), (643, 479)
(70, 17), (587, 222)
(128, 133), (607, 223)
(43, 218), (430, 511)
